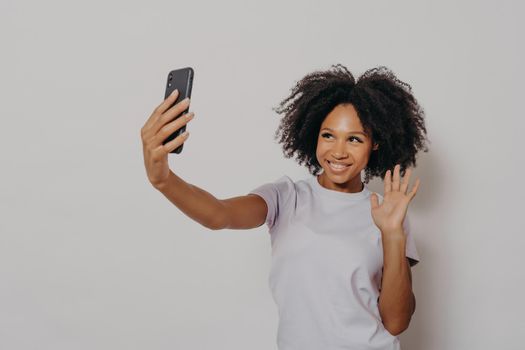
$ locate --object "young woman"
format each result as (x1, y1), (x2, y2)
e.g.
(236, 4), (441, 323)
(141, 64), (429, 350)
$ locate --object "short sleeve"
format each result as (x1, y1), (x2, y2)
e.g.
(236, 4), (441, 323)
(248, 175), (296, 232)
(403, 213), (421, 267)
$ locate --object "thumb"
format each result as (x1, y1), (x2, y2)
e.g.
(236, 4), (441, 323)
(370, 192), (379, 209)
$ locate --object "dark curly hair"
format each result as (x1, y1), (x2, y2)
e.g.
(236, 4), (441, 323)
(273, 64), (430, 183)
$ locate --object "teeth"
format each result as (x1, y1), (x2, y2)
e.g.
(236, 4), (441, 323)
(328, 161), (349, 170)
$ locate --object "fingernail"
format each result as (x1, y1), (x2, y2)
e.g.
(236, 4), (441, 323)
(171, 89), (178, 96)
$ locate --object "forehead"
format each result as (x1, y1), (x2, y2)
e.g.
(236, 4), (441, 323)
(321, 104), (365, 132)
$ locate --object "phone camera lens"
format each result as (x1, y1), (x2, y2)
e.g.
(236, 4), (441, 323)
(169, 75), (173, 81)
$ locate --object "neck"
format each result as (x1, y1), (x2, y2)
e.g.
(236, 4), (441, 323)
(317, 173), (364, 193)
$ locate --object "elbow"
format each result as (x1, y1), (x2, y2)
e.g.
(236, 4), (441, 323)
(206, 217), (227, 231)
(384, 319), (410, 336)
(206, 202), (229, 230)
(205, 221), (224, 230)
(203, 211), (228, 231)
(386, 326), (406, 337)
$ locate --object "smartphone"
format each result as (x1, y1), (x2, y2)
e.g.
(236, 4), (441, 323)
(162, 67), (194, 154)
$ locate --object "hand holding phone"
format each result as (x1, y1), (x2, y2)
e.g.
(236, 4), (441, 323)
(140, 74), (195, 188)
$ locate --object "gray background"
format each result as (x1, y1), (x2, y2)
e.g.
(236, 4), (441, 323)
(1, 0), (524, 349)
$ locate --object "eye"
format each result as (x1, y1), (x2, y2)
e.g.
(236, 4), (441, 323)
(321, 133), (362, 143)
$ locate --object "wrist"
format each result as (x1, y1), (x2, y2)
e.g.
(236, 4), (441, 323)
(152, 172), (173, 191)
(381, 227), (406, 242)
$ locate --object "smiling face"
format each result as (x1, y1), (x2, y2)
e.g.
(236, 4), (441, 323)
(315, 103), (378, 193)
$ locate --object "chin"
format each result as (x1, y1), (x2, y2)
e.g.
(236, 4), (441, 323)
(321, 162), (363, 184)
(321, 169), (352, 184)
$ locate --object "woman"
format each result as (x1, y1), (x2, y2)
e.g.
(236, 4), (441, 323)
(141, 64), (429, 350)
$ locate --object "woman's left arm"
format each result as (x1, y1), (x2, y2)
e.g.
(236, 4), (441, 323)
(378, 233), (415, 336)
(369, 164), (420, 336)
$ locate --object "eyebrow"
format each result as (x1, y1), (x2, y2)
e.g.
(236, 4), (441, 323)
(321, 127), (368, 137)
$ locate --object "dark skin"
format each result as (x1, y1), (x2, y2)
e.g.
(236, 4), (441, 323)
(141, 89), (193, 187)
(315, 104), (420, 335)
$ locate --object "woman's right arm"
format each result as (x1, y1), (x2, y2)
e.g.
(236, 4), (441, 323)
(155, 172), (267, 231)
(141, 90), (267, 231)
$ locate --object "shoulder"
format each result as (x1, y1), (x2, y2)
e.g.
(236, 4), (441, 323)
(274, 174), (296, 189)
(248, 175), (299, 231)
(249, 174), (298, 200)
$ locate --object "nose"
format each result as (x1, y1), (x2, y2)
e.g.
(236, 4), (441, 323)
(331, 140), (348, 159)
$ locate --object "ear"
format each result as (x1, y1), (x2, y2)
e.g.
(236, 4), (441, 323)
(372, 143), (379, 151)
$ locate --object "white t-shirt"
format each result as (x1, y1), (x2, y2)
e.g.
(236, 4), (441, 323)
(249, 175), (420, 350)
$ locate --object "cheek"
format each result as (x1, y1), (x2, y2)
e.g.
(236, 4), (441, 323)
(315, 144), (326, 164)
(358, 149), (373, 163)
(315, 140), (328, 156)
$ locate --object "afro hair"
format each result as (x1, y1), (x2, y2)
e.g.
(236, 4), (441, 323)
(273, 64), (430, 183)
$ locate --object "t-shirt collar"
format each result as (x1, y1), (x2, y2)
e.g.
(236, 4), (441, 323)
(310, 175), (370, 201)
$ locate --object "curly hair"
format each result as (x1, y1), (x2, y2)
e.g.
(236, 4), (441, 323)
(273, 64), (430, 183)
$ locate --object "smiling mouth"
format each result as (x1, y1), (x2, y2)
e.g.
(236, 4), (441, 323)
(327, 160), (351, 172)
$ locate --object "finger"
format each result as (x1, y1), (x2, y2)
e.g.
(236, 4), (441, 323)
(155, 97), (191, 133)
(154, 112), (194, 146)
(370, 192), (379, 209)
(408, 178), (420, 200)
(401, 168), (412, 194)
(162, 130), (190, 153)
(392, 164), (401, 191)
(384, 169), (392, 193)
(157, 89), (181, 116)
(143, 89), (180, 131)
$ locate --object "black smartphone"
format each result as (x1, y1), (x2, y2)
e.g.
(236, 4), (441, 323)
(162, 67), (194, 154)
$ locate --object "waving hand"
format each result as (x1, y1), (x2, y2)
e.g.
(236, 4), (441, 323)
(370, 164), (420, 236)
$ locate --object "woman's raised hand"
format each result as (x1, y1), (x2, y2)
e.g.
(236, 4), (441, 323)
(370, 164), (420, 237)
(140, 89), (194, 188)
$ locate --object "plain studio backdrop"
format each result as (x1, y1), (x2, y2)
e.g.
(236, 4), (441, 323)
(1, 0), (523, 349)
